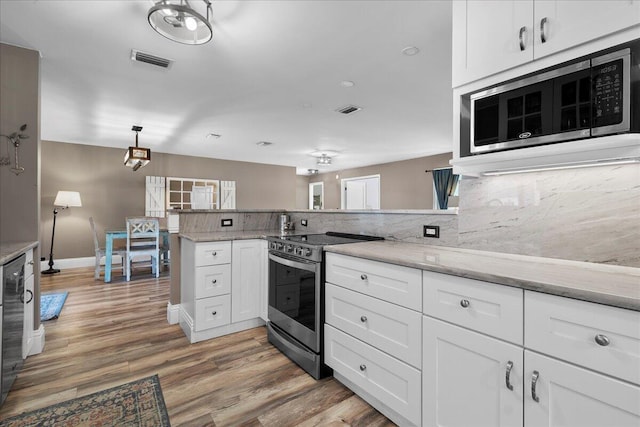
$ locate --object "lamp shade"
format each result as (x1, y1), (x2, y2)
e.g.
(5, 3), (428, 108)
(54, 191), (82, 207)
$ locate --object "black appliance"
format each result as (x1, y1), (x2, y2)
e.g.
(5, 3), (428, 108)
(1, 253), (26, 405)
(266, 232), (383, 379)
(462, 39), (639, 156)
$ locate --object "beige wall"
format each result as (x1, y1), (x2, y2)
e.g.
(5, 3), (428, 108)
(0, 43), (42, 327)
(41, 141), (298, 259)
(301, 153), (452, 210)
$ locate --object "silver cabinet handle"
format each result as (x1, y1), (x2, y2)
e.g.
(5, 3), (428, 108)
(460, 299), (470, 308)
(25, 289), (33, 304)
(531, 370), (540, 402)
(212, 311), (217, 316)
(519, 26), (527, 51)
(211, 279), (217, 284)
(212, 251), (217, 256)
(360, 315), (367, 323)
(595, 334), (610, 347)
(360, 274), (367, 280)
(505, 361), (514, 391)
(28, 260), (34, 266)
(359, 364), (366, 371)
(540, 17), (548, 43)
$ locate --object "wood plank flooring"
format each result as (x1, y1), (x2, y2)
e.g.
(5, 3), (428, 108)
(0, 267), (395, 426)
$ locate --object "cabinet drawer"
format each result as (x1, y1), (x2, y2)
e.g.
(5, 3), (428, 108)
(324, 324), (421, 426)
(423, 270), (523, 344)
(326, 283), (422, 368)
(195, 264), (231, 299)
(195, 295), (231, 331)
(325, 253), (422, 311)
(24, 248), (34, 279)
(194, 241), (231, 267)
(525, 291), (640, 385)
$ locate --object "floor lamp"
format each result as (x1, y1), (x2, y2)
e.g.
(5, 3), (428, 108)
(42, 191), (82, 275)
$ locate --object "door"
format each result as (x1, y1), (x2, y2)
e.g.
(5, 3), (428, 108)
(345, 181), (366, 209)
(524, 350), (640, 427)
(342, 175), (380, 209)
(231, 240), (262, 323)
(533, 0), (640, 59)
(452, 0), (533, 87)
(423, 316), (523, 427)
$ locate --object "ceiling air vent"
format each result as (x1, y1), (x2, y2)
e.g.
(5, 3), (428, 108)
(336, 105), (362, 115)
(130, 49), (173, 69)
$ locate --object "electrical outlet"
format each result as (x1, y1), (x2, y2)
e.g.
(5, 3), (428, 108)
(221, 218), (233, 227)
(423, 225), (440, 238)
(301, 219), (308, 227)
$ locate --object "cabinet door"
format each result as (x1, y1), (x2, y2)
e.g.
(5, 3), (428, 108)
(533, 0), (640, 59)
(452, 0), (533, 87)
(231, 240), (262, 323)
(423, 316), (523, 427)
(524, 350), (640, 427)
(23, 274), (34, 359)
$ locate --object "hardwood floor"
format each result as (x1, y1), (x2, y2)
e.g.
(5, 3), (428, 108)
(0, 267), (395, 426)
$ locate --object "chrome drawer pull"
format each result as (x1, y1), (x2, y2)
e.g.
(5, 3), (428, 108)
(359, 364), (366, 371)
(212, 311), (217, 316)
(595, 334), (610, 347)
(360, 274), (367, 280)
(212, 279), (217, 284)
(531, 370), (540, 402)
(360, 316), (367, 323)
(519, 26), (527, 51)
(460, 299), (470, 308)
(505, 361), (514, 391)
(540, 17), (548, 43)
(212, 251), (217, 256)
(28, 260), (34, 266)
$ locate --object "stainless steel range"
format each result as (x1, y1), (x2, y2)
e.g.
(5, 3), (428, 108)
(266, 232), (383, 379)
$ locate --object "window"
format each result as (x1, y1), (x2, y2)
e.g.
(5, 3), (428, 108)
(167, 177), (219, 210)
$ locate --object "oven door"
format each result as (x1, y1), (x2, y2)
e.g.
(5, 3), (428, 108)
(268, 251), (322, 353)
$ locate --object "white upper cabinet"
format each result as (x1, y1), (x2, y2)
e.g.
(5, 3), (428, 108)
(453, 0), (534, 88)
(453, 0), (640, 87)
(534, 1), (640, 59)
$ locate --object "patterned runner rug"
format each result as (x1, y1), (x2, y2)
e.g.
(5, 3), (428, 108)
(1, 375), (171, 426)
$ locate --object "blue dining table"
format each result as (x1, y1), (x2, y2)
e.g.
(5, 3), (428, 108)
(104, 229), (170, 282)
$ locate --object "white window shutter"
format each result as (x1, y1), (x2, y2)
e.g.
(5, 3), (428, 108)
(220, 180), (236, 209)
(145, 176), (166, 217)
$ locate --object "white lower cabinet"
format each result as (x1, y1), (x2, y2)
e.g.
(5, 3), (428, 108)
(325, 324), (422, 426)
(422, 316), (523, 427)
(180, 239), (266, 343)
(524, 350), (640, 427)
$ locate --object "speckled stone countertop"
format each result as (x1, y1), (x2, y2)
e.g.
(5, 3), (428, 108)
(0, 241), (38, 265)
(325, 241), (640, 311)
(179, 230), (302, 242)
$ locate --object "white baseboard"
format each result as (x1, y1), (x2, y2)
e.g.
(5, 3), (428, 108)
(40, 256), (123, 271)
(167, 303), (180, 325)
(29, 324), (46, 356)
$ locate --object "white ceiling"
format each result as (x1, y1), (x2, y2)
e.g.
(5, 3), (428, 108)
(0, 0), (453, 174)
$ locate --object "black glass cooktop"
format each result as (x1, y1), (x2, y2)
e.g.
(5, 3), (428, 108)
(276, 232), (383, 247)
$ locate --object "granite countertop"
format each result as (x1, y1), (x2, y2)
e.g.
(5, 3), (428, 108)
(0, 241), (39, 265)
(179, 230), (304, 242)
(325, 241), (640, 311)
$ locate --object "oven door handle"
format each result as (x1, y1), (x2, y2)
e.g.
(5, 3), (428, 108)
(269, 252), (318, 273)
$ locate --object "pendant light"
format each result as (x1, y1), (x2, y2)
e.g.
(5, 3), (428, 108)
(148, 0), (213, 45)
(124, 126), (150, 171)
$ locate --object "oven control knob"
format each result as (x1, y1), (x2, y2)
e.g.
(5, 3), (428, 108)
(270, 242), (277, 250)
(286, 244), (294, 253)
(304, 248), (313, 257)
(276, 242), (284, 250)
(295, 247), (303, 256)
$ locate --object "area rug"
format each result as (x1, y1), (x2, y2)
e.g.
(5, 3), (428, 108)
(1, 375), (171, 427)
(40, 291), (68, 321)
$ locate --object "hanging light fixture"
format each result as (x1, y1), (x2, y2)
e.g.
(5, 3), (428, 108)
(124, 125), (151, 171)
(148, 0), (213, 45)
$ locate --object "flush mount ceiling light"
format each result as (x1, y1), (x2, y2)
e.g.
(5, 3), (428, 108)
(317, 154), (332, 166)
(124, 125), (150, 172)
(148, 0), (213, 45)
(307, 169), (319, 175)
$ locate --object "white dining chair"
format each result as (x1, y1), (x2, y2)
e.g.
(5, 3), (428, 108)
(125, 217), (160, 281)
(89, 216), (125, 280)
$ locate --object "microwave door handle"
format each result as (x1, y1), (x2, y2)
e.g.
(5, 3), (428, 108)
(268, 252), (317, 273)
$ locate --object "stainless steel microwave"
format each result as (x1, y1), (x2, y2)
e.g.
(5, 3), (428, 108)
(461, 40), (639, 156)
